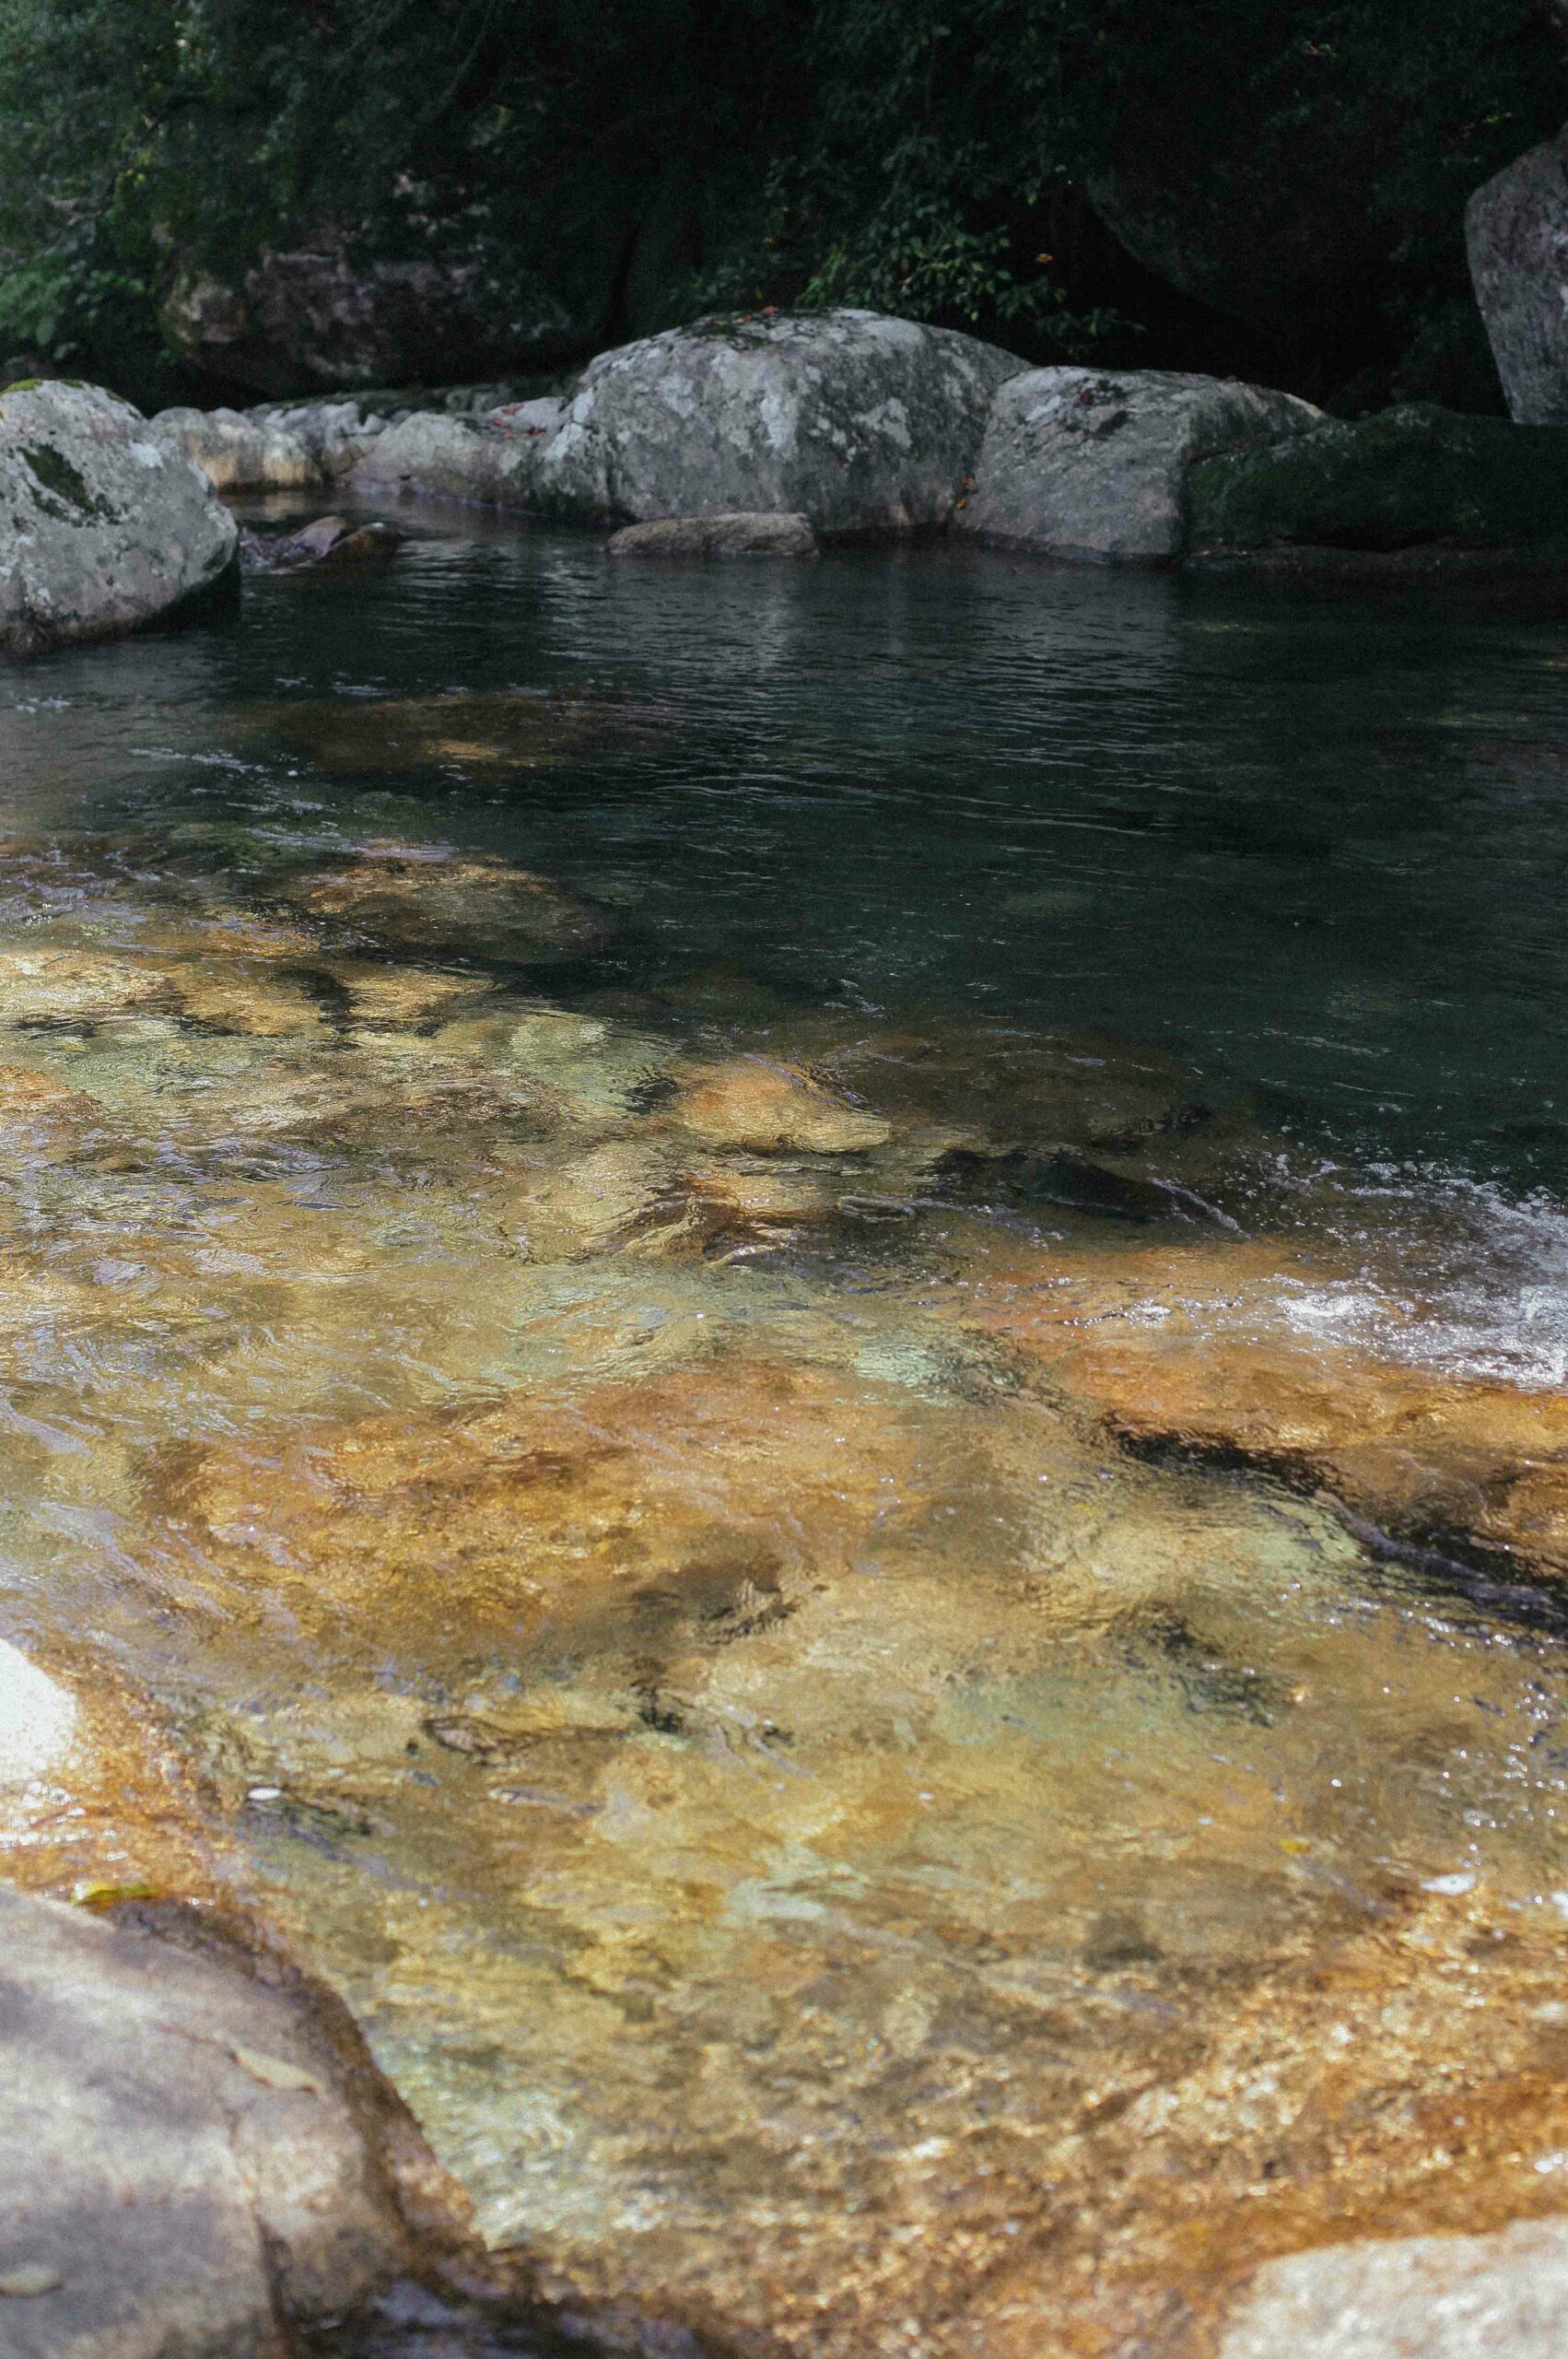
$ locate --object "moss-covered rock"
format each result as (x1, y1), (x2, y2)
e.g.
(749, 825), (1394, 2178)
(1188, 403), (1568, 555)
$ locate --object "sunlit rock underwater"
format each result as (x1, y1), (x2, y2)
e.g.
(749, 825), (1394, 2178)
(1, 523), (1568, 2353)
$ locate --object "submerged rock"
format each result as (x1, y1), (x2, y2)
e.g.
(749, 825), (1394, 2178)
(960, 1236), (1568, 1584)
(0, 381), (237, 655)
(532, 309), (1027, 536)
(1467, 127), (1568, 425)
(606, 511), (819, 558)
(279, 842), (608, 963)
(670, 1055), (892, 1154)
(957, 366), (1319, 561)
(1188, 404), (1568, 557)
(0, 1885), (474, 2359)
(240, 514), (403, 572)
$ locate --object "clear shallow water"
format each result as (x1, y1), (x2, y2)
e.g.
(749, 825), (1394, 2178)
(3, 519), (1568, 2351)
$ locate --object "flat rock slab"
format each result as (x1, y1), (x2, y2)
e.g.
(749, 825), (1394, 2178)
(1221, 2219), (1568, 2357)
(0, 1885), (466, 2356)
(956, 366), (1320, 561)
(606, 511), (818, 557)
(0, 381), (238, 654)
(1468, 130), (1568, 425)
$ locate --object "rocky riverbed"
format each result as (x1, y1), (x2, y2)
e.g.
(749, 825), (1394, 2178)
(0, 523), (1566, 2353)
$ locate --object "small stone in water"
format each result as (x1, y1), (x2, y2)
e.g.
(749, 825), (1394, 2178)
(0, 2265), (62, 2296)
(1422, 1870), (1477, 1895)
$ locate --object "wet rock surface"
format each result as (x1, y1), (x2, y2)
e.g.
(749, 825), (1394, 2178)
(606, 513), (819, 559)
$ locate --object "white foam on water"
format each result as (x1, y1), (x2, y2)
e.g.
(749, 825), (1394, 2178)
(1266, 1163), (1568, 1391)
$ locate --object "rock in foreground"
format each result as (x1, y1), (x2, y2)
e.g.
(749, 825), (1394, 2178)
(957, 367), (1320, 561)
(0, 381), (237, 654)
(1468, 128), (1568, 426)
(532, 309), (1026, 536)
(607, 511), (818, 557)
(0, 1885), (471, 2357)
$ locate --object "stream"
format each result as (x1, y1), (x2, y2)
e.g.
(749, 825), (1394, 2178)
(3, 511), (1568, 2355)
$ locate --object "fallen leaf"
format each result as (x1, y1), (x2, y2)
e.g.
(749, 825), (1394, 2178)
(72, 1879), (158, 1910)
(231, 2045), (322, 2095)
(0, 2266), (62, 2296)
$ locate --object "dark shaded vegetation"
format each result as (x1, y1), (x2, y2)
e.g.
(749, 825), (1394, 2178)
(0, 0), (1562, 412)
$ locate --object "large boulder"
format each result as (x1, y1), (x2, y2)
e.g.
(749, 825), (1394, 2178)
(1188, 403), (1568, 556)
(0, 381), (238, 654)
(350, 405), (562, 507)
(0, 1884), (472, 2356)
(529, 309), (1028, 536)
(955, 367), (1321, 562)
(1467, 128), (1568, 425)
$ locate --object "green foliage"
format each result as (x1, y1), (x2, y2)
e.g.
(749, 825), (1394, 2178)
(0, 0), (1558, 405)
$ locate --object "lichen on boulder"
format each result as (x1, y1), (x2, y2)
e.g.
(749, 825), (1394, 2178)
(0, 381), (238, 654)
(531, 308), (1027, 536)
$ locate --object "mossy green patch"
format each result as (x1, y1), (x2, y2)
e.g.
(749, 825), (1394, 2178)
(1189, 405), (1568, 554)
(18, 440), (115, 522)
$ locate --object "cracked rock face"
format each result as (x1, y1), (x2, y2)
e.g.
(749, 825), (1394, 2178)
(1468, 129), (1568, 425)
(530, 308), (1028, 536)
(0, 1886), (471, 2358)
(956, 366), (1321, 561)
(0, 381), (238, 654)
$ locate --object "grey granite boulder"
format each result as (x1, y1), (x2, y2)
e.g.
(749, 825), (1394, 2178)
(956, 367), (1321, 561)
(0, 1884), (473, 2357)
(350, 410), (550, 508)
(607, 511), (818, 557)
(1220, 2218), (1568, 2357)
(0, 381), (238, 654)
(150, 405), (321, 492)
(531, 309), (1028, 537)
(1468, 129), (1568, 424)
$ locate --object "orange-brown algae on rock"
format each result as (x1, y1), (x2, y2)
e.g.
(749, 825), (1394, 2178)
(0, 1063), (110, 1165)
(0, 1643), (238, 1913)
(954, 1235), (1568, 1584)
(670, 1054), (892, 1155)
(277, 841), (609, 965)
(146, 1350), (956, 1674)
